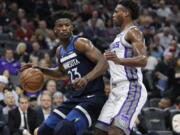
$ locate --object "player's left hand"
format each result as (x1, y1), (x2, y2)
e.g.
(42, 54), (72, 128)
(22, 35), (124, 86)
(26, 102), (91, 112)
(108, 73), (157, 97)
(104, 50), (119, 64)
(72, 77), (88, 90)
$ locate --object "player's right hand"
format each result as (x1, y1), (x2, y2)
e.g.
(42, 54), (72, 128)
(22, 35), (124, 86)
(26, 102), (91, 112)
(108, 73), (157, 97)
(19, 63), (33, 72)
(20, 63), (40, 72)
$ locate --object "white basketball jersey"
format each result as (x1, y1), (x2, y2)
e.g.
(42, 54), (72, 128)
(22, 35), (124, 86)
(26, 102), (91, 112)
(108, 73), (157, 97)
(109, 26), (143, 83)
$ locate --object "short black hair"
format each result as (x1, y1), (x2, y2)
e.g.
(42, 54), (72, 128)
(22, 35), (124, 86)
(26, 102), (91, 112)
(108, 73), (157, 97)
(51, 10), (74, 23)
(118, 0), (140, 20)
(18, 95), (29, 103)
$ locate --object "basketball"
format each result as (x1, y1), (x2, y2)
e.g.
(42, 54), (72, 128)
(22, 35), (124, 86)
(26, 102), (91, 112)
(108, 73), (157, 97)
(19, 68), (44, 92)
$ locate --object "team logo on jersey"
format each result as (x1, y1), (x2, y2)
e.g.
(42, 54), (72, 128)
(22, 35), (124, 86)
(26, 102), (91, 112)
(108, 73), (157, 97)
(60, 52), (77, 63)
(63, 58), (80, 69)
(111, 41), (120, 49)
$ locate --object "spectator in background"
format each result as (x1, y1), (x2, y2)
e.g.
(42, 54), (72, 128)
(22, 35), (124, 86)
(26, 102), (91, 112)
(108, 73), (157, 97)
(34, 0), (51, 20)
(52, 91), (64, 107)
(164, 39), (180, 58)
(45, 30), (59, 50)
(157, 27), (173, 50)
(38, 59), (49, 68)
(87, 10), (105, 29)
(152, 34), (164, 56)
(3, 17), (19, 39)
(98, 6), (111, 22)
(0, 8), (10, 27)
(29, 95), (38, 109)
(169, 96), (180, 110)
(35, 91), (53, 126)
(36, 33), (48, 49)
(45, 80), (57, 96)
(156, 0), (172, 19)
(169, 5), (180, 24)
(104, 18), (119, 45)
(7, 2), (18, 19)
(140, 15), (156, 45)
(154, 52), (175, 97)
(42, 52), (56, 68)
(0, 104), (10, 135)
(15, 86), (24, 99)
(0, 76), (8, 106)
(14, 42), (29, 64)
(173, 58), (180, 99)
(3, 91), (16, 123)
(0, 49), (20, 75)
(143, 55), (158, 92)
(16, 18), (33, 42)
(17, 8), (26, 20)
(30, 41), (44, 61)
(2, 69), (15, 90)
(8, 96), (38, 135)
(158, 97), (171, 110)
(35, 20), (49, 38)
(37, 80), (57, 105)
(174, 96), (180, 110)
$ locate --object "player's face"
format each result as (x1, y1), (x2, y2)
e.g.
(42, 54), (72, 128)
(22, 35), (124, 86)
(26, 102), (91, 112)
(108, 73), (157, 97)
(113, 5), (128, 26)
(54, 19), (73, 40)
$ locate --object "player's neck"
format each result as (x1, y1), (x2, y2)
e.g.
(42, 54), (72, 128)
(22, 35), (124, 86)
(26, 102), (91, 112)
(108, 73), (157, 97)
(120, 20), (134, 32)
(60, 36), (72, 49)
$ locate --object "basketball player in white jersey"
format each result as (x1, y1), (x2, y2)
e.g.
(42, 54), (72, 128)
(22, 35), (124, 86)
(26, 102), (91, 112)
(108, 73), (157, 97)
(95, 1), (147, 135)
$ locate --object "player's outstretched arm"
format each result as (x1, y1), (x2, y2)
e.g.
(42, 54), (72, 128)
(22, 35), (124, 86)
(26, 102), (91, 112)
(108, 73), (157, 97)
(72, 38), (108, 89)
(104, 28), (147, 67)
(20, 47), (67, 80)
(36, 47), (68, 80)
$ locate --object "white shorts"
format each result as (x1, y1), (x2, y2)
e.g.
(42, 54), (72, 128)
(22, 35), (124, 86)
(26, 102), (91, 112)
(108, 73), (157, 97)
(96, 80), (147, 135)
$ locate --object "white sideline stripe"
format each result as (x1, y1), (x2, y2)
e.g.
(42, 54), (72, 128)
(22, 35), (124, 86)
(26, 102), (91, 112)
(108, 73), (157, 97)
(76, 105), (92, 127)
(60, 53), (77, 63)
(53, 109), (66, 118)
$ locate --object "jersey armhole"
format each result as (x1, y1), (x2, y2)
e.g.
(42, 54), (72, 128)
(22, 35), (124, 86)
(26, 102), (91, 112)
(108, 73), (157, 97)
(121, 26), (137, 48)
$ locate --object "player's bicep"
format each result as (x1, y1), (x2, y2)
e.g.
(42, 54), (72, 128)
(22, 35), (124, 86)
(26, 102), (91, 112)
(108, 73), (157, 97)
(85, 44), (102, 63)
(132, 41), (146, 57)
(127, 28), (147, 57)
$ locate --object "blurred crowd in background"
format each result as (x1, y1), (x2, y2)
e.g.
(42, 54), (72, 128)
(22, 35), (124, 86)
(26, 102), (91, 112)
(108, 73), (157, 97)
(0, 0), (180, 135)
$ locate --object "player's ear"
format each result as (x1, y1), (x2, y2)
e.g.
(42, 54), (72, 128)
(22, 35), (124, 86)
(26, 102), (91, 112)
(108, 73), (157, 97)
(124, 10), (129, 18)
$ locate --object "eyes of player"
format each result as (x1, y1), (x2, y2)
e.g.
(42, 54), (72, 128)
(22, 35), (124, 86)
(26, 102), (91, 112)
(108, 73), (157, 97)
(55, 23), (71, 28)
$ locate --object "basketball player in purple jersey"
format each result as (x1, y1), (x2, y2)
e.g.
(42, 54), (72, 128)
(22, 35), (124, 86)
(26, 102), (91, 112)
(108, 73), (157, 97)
(95, 1), (148, 135)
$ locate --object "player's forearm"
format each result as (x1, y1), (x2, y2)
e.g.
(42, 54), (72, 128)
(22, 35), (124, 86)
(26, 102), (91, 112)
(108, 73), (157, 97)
(85, 57), (108, 81)
(117, 55), (147, 67)
(39, 67), (66, 79)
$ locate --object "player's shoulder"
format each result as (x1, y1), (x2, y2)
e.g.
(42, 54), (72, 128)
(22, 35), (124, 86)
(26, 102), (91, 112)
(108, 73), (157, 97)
(75, 37), (91, 45)
(126, 26), (144, 40)
(128, 26), (143, 36)
(74, 37), (94, 51)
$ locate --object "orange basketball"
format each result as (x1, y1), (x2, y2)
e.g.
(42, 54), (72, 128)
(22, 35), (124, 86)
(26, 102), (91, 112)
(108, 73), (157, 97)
(19, 68), (44, 92)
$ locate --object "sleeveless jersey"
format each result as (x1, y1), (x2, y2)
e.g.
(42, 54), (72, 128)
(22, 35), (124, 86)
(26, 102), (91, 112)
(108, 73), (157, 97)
(109, 26), (144, 83)
(58, 35), (104, 97)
